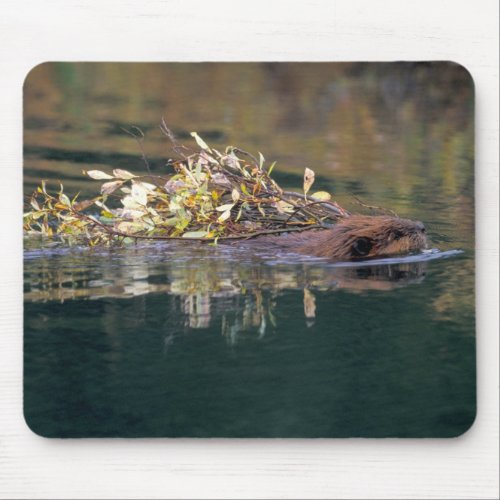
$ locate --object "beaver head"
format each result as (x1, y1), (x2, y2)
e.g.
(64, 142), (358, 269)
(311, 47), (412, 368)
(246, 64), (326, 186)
(274, 215), (428, 261)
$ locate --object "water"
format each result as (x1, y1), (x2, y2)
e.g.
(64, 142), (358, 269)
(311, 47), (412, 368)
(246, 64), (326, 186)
(23, 62), (475, 437)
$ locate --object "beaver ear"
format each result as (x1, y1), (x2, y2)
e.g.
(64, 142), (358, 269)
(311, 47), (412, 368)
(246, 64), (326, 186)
(352, 237), (373, 257)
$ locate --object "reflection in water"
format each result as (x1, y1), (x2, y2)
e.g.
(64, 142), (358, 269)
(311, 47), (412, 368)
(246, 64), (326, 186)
(24, 241), (459, 347)
(23, 62), (475, 437)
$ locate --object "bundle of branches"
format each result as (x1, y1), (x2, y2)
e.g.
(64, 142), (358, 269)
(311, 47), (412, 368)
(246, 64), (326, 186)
(24, 122), (350, 246)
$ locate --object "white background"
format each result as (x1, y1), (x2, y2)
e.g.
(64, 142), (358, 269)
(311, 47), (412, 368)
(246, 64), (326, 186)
(0, 1), (498, 498)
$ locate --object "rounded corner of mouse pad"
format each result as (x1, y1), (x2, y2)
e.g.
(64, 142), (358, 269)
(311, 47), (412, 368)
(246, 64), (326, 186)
(23, 61), (475, 439)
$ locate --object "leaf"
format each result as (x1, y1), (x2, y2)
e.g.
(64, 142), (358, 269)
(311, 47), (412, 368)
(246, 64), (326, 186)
(86, 170), (114, 180)
(216, 203), (235, 212)
(311, 191), (331, 201)
(59, 193), (71, 207)
(116, 221), (146, 233)
(101, 180), (124, 195)
(112, 169), (136, 179)
(236, 206), (243, 221)
(30, 198), (40, 211)
(169, 199), (182, 211)
(231, 189), (240, 203)
(182, 230), (209, 239)
(303, 167), (315, 196)
(140, 181), (157, 192)
(73, 199), (95, 211)
(131, 182), (148, 205)
(218, 209), (232, 222)
(121, 195), (143, 210)
(267, 161), (277, 176)
(275, 200), (294, 213)
(190, 132), (211, 152)
(258, 152), (265, 170)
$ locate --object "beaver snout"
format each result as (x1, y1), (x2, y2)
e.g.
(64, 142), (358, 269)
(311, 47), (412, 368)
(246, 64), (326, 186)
(415, 220), (425, 232)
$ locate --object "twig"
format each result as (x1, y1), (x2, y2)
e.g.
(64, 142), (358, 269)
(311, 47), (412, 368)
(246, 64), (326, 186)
(120, 126), (152, 176)
(72, 210), (321, 243)
(351, 195), (398, 217)
(230, 147), (260, 169)
(283, 200), (339, 227)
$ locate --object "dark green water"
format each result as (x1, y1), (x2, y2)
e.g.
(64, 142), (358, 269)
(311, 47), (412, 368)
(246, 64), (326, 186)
(23, 62), (475, 437)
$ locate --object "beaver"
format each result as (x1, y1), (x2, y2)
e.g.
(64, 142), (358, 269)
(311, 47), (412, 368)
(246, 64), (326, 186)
(257, 215), (428, 261)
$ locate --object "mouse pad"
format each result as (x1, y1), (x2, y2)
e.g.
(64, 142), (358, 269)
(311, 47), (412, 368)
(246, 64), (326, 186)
(23, 62), (476, 438)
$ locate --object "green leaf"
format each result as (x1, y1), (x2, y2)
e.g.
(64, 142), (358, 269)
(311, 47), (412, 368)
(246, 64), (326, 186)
(190, 132), (211, 152)
(267, 161), (277, 176)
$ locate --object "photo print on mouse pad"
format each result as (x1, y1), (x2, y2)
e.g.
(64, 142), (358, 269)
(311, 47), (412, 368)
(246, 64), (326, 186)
(23, 62), (475, 437)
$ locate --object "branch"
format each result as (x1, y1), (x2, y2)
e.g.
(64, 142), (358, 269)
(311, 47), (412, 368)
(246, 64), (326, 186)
(120, 126), (152, 176)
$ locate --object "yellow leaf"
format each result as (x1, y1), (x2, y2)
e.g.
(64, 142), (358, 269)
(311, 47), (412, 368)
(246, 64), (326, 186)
(311, 191), (331, 201)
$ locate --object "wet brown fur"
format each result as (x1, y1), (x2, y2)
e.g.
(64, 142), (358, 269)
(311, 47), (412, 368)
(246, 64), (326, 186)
(261, 215), (428, 261)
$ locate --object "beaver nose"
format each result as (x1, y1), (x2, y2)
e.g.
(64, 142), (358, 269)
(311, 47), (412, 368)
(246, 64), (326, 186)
(415, 221), (426, 233)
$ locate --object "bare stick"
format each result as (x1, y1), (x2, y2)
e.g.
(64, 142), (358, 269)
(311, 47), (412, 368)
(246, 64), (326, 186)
(351, 195), (398, 217)
(120, 126), (152, 176)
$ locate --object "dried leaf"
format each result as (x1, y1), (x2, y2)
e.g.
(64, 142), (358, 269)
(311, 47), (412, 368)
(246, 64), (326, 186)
(218, 209), (231, 222)
(73, 199), (95, 211)
(121, 195), (144, 210)
(182, 230), (209, 239)
(101, 180), (124, 195)
(131, 183), (148, 205)
(303, 167), (315, 195)
(258, 152), (265, 170)
(113, 169), (136, 180)
(231, 189), (240, 203)
(216, 203), (235, 212)
(86, 170), (114, 180)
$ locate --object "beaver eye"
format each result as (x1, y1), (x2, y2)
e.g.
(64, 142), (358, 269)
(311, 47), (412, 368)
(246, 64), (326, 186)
(352, 237), (373, 257)
(393, 230), (404, 240)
